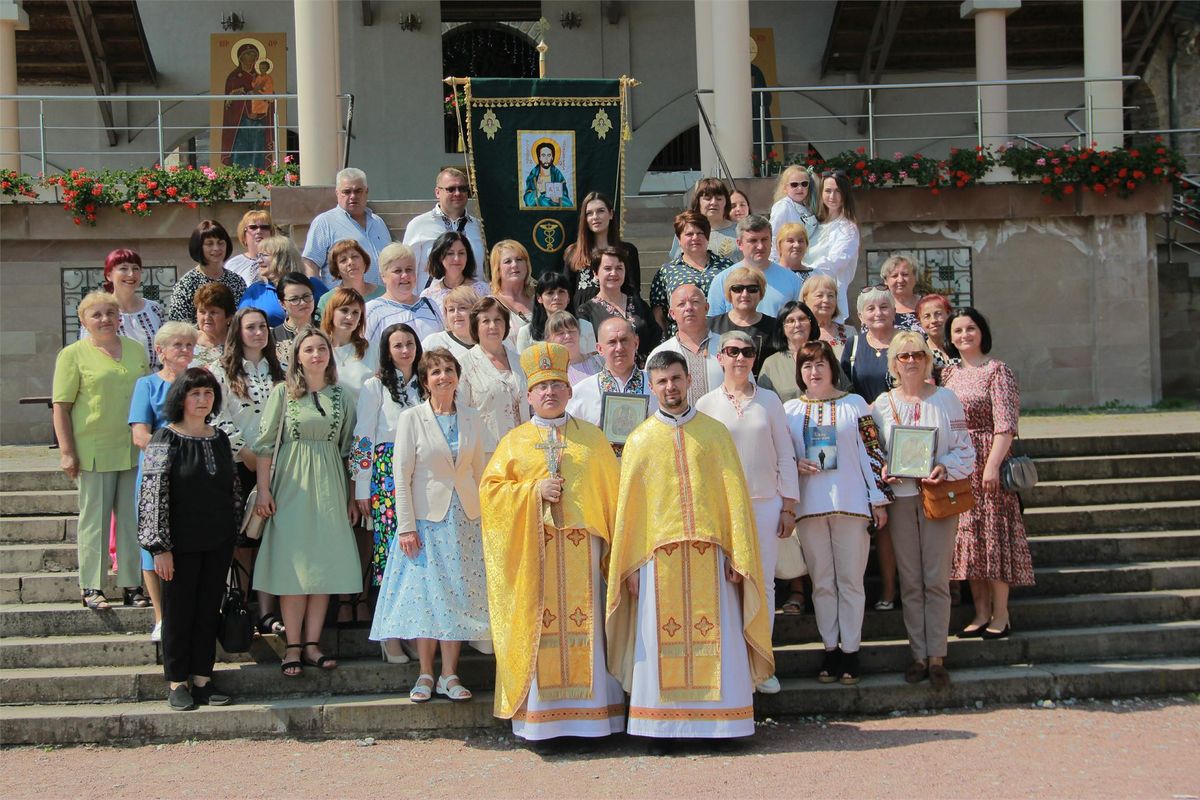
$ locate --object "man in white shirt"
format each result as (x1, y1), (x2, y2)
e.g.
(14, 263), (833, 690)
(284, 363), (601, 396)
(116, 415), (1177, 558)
(301, 167), (392, 286)
(567, 318), (656, 452)
(403, 167), (486, 294)
(648, 283), (723, 407)
(707, 214), (802, 318)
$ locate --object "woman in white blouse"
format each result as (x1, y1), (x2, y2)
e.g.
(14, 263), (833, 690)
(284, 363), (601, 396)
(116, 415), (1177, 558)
(872, 332), (975, 690)
(784, 340), (890, 687)
(210, 306), (286, 635)
(695, 330), (799, 696)
(351, 322), (422, 660)
(422, 285), (480, 361)
(320, 287), (374, 403)
(803, 172), (860, 324)
(457, 297), (529, 460)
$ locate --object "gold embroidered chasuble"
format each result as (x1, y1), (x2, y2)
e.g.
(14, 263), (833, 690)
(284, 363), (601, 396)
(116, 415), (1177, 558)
(606, 411), (775, 700)
(480, 418), (620, 719)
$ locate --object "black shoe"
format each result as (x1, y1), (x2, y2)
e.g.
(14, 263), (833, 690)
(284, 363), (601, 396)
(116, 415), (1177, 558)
(957, 622), (988, 639)
(839, 651), (861, 685)
(817, 648), (842, 683)
(981, 623), (1011, 640)
(191, 683), (232, 706)
(168, 684), (195, 711)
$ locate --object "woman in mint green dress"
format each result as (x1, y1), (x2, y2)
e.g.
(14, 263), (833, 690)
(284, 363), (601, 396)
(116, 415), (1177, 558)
(252, 327), (361, 676)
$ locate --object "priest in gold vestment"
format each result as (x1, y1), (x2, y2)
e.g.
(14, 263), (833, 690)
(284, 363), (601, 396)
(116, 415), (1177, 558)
(480, 342), (625, 741)
(607, 350), (774, 746)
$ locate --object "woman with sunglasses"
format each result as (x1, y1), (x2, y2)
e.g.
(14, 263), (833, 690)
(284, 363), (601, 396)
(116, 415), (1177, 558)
(696, 330), (798, 696)
(804, 172), (860, 324)
(707, 266), (776, 377)
(225, 210), (275, 287)
(769, 165), (819, 261)
(872, 332), (975, 689)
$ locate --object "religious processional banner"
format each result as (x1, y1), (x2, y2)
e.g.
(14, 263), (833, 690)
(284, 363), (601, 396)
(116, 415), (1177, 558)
(453, 77), (635, 276)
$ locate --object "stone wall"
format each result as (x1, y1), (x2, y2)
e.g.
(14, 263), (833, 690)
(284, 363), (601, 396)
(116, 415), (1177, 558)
(1159, 254), (1200, 400)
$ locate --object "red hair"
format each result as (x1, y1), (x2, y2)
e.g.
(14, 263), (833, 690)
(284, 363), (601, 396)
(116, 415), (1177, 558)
(102, 248), (142, 292)
(916, 293), (952, 316)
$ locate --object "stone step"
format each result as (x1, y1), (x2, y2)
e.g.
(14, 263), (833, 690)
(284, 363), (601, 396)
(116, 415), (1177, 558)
(1021, 560), (1200, 597)
(1019, 432), (1200, 458)
(0, 490), (78, 517)
(0, 516), (77, 544)
(0, 470), (75, 493)
(3, 657), (1196, 746)
(4, 621), (1196, 707)
(1022, 500), (1200, 534)
(1026, 530), (1200, 566)
(0, 603), (153, 637)
(0, 542), (78, 573)
(0, 573), (137, 605)
(1033, 452), (1200, 482)
(1023, 476), (1200, 508)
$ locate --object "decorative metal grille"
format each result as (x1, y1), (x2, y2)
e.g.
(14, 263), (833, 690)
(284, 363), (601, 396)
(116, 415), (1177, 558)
(61, 267), (178, 343)
(866, 247), (973, 308)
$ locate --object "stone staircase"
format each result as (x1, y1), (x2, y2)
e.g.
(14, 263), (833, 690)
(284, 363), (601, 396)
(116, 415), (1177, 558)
(1, 428), (1198, 745)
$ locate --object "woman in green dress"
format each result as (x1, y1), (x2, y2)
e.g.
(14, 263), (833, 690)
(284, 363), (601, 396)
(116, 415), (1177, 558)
(251, 326), (361, 676)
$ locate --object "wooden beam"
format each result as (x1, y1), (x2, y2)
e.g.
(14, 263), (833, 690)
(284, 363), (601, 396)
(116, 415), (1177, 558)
(65, 0), (118, 146)
(857, 1), (905, 136)
(1127, 0), (1175, 78)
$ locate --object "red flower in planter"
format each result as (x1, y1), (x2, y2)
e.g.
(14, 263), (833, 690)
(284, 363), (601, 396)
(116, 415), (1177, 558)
(1064, 185), (1075, 195)
(166, 186), (178, 197)
(1093, 183), (1106, 194)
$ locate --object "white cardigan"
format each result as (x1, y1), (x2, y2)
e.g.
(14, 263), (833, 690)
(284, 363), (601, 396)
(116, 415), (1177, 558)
(457, 344), (529, 454)
(351, 374), (420, 500)
(871, 387), (976, 498)
(392, 402), (485, 531)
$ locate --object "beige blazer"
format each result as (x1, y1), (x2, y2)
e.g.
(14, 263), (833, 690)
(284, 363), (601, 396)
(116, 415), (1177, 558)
(393, 402), (485, 533)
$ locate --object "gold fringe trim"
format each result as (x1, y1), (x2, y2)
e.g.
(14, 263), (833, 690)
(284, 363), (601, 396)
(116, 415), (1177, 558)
(536, 686), (597, 702)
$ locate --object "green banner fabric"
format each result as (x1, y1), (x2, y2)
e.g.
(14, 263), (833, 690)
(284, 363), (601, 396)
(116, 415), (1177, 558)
(457, 77), (633, 277)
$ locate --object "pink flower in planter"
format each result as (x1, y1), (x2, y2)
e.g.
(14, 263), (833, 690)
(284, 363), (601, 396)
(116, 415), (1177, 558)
(1036, 158), (1046, 166)
(898, 171), (907, 179)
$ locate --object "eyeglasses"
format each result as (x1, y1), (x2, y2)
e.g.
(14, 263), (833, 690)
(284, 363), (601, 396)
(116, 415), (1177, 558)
(246, 224), (272, 231)
(896, 351), (928, 362)
(788, 181), (810, 189)
(283, 294), (314, 305)
(438, 185), (469, 194)
(860, 283), (889, 294)
(721, 346), (756, 359)
(729, 284), (761, 295)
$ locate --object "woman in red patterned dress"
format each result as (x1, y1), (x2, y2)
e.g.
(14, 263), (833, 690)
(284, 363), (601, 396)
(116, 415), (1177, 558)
(941, 308), (1034, 640)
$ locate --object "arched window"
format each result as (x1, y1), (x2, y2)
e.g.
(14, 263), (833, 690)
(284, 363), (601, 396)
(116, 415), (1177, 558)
(442, 23), (538, 151)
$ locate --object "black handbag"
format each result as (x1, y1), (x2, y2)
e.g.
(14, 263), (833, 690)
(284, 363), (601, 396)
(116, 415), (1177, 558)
(1001, 437), (1039, 492)
(218, 561), (255, 653)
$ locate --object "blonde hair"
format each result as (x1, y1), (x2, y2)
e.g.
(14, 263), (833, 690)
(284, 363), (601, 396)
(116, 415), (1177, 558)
(880, 253), (921, 283)
(489, 240), (536, 296)
(257, 235), (302, 283)
(153, 321), (198, 348)
(236, 209), (273, 246)
(775, 222), (809, 250)
(545, 310), (580, 337)
(773, 165), (813, 203)
(285, 327), (339, 398)
(76, 291), (118, 320)
(378, 242), (415, 274)
(723, 266), (766, 302)
(887, 330), (934, 382)
(442, 285), (481, 315)
(800, 273), (840, 320)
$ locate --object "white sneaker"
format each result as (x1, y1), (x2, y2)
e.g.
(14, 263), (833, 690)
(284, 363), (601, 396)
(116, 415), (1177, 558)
(150, 620), (162, 642)
(756, 675), (781, 694)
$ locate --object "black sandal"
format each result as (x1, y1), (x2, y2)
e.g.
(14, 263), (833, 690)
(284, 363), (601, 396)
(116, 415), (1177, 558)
(81, 589), (110, 610)
(280, 644), (303, 677)
(817, 648), (841, 684)
(300, 641), (338, 670)
(839, 651), (861, 685)
(257, 613), (285, 636)
(123, 587), (150, 608)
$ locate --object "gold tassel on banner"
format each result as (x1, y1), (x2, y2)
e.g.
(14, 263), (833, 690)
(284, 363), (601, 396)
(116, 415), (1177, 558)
(619, 76), (640, 142)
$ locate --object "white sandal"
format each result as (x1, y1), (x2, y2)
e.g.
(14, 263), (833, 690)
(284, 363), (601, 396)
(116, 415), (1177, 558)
(409, 674), (434, 703)
(436, 674), (472, 702)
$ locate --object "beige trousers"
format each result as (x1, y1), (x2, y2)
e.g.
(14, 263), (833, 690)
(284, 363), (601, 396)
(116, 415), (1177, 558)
(796, 514), (869, 653)
(889, 494), (957, 661)
(76, 468), (140, 590)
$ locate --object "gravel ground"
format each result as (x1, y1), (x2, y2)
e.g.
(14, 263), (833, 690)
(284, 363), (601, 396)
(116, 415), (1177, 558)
(4, 698), (1197, 799)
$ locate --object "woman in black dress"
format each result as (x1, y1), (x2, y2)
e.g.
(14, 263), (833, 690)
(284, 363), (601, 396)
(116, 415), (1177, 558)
(138, 368), (240, 711)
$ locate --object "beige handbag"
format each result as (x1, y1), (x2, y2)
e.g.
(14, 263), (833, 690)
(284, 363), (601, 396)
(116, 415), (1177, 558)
(775, 532), (808, 579)
(239, 410), (285, 541)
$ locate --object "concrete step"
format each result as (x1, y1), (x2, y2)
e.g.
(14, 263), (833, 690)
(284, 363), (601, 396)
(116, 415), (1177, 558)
(0, 516), (77, 544)
(0, 490), (78, 516)
(1026, 530), (1200, 566)
(0, 603), (153, 637)
(4, 621), (1195, 707)
(1023, 476), (1200, 508)
(0, 542), (78, 573)
(1034, 452), (1200, 482)
(1022, 500), (1200, 534)
(1020, 432), (1200, 458)
(0, 573), (138, 605)
(0, 470), (75, 492)
(3, 657), (1196, 746)
(1023, 560), (1200, 596)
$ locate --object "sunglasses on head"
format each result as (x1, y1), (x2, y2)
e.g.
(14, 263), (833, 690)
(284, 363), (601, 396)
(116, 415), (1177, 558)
(730, 284), (761, 294)
(721, 346), (756, 359)
(860, 283), (889, 294)
(788, 181), (810, 189)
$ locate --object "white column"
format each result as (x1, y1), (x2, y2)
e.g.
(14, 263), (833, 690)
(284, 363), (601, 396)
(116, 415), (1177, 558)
(1084, 0), (1123, 149)
(694, 0), (718, 177)
(293, 0), (340, 185)
(0, 1), (29, 173)
(709, 0), (752, 179)
(960, 0), (1019, 149)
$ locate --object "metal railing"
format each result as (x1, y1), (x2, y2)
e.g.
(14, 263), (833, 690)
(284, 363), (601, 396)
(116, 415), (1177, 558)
(749, 75), (1147, 163)
(1159, 174), (1200, 263)
(0, 93), (354, 175)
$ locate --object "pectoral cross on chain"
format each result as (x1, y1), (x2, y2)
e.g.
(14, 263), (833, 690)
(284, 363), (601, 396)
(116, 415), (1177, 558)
(535, 426), (568, 528)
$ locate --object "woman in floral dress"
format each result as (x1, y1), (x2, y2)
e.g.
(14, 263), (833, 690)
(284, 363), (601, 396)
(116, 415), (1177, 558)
(942, 308), (1034, 640)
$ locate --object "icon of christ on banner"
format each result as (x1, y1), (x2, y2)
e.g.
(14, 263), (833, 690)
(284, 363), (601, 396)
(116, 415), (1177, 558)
(520, 131), (575, 210)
